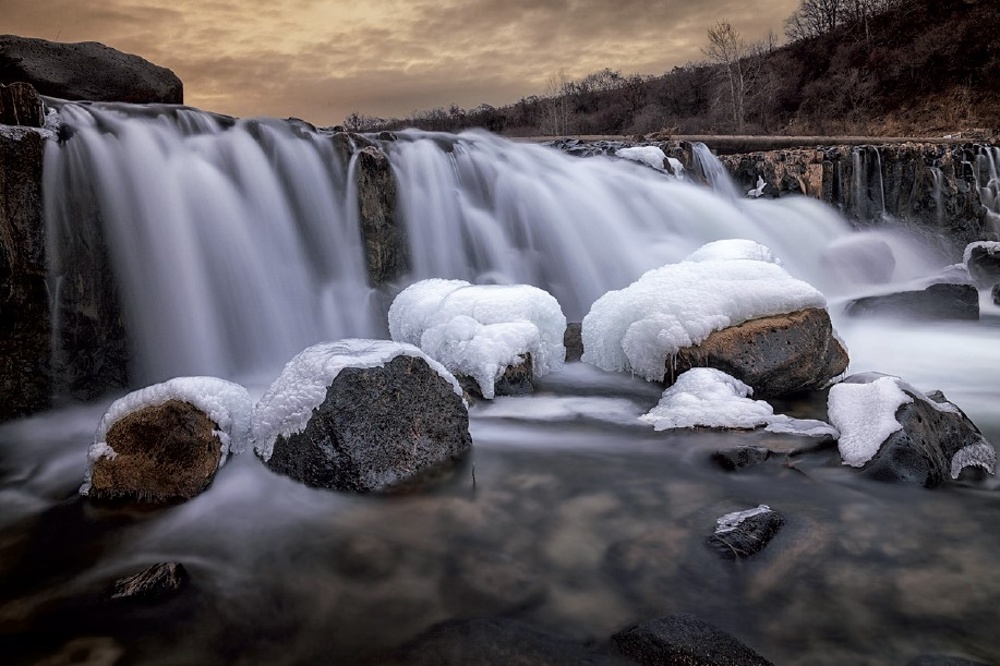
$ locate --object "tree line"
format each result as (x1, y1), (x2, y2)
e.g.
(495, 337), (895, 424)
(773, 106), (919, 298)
(342, 0), (999, 137)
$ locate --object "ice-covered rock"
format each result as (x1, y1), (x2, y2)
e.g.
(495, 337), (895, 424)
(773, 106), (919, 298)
(829, 373), (996, 487)
(616, 146), (667, 171)
(388, 279), (566, 399)
(639, 368), (837, 437)
(963, 241), (1000, 288)
(582, 240), (845, 395)
(706, 505), (785, 560)
(82, 377), (252, 503)
(252, 339), (471, 493)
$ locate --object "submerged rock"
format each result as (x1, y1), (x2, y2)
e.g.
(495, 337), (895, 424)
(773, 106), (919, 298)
(0, 35), (183, 104)
(712, 446), (772, 471)
(669, 308), (849, 397)
(844, 283), (979, 321)
(441, 546), (548, 616)
(105, 563), (189, 603)
(706, 505), (785, 559)
(255, 340), (472, 494)
(612, 614), (774, 666)
(829, 373), (997, 488)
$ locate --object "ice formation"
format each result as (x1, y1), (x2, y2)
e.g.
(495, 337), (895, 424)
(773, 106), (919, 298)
(252, 339), (464, 462)
(615, 146), (668, 171)
(715, 504), (773, 534)
(963, 240), (1000, 266)
(828, 375), (913, 467)
(582, 240), (826, 381)
(388, 279), (566, 399)
(747, 176), (767, 198)
(82, 377), (253, 495)
(639, 367), (837, 436)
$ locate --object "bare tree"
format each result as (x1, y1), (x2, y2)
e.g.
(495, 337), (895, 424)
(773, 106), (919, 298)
(702, 21), (752, 133)
(543, 71), (572, 136)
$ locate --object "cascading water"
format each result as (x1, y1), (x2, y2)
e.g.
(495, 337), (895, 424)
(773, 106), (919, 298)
(974, 145), (1000, 235)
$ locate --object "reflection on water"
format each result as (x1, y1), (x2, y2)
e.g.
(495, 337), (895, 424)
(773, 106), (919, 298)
(1, 362), (998, 666)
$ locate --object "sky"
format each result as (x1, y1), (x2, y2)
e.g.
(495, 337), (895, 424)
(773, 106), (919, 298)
(3, 0), (799, 126)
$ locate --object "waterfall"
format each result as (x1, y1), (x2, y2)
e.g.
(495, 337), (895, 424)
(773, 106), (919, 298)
(929, 166), (944, 227)
(44, 104), (933, 386)
(975, 146), (1000, 236)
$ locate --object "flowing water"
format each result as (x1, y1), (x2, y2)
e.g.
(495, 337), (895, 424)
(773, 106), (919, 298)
(1, 104), (999, 665)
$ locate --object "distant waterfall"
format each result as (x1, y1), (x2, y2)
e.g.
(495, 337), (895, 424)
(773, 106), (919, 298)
(45, 104), (890, 385)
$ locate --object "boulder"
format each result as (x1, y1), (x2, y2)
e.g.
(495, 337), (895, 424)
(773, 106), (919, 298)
(712, 446), (771, 471)
(706, 505), (784, 559)
(0, 35), (182, 104)
(668, 308), (849, 397)
(356, 145), (408, 286)
(257, 342), (472, 494)
(829, 373), (997, 488)
(611, 614), (773, 666)
(993, 283), (1000, 307)
(0, 82), (44, 127)
(490, 353), (533, 397)
(964, 241), (1000, 287)
(844, 283), (979, 321)
(563, 322), (584, 362)
(85, 400), (225, 503)
(0, 125), (51, 421)
(105, 563), (188, 603)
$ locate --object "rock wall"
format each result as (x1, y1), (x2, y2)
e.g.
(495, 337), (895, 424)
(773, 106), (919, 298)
(0, 125), (51, 420)
(717, 144), (995, 252)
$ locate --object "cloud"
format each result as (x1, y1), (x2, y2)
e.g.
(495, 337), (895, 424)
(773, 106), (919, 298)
(4, 0), (799, 125)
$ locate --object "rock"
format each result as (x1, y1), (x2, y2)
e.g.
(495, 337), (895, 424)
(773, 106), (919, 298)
(263, 353), (472, 494)
(441, 546), (547, 616)
(492, 353), (533, 397)
(712, 446), (771, 471)
(992, 283), (1000, 306)
(611, 614), (773, 666)
(0, 35), (182, 104)
(0, 82), (45, 127)
(668, 308), (849, 397)
(564, 322), (584, 362)
(0, 125), (51, 421)
(105, 562), (188, 602)
(706, 505), (784, 559)
(356, 145), (408, 286)
(844, 283), (979, 321)
(831, 373), (997, 488)
(964, 242), (1000, 287)
(381, 617), (624, 666)
(86, 400), (224, 503)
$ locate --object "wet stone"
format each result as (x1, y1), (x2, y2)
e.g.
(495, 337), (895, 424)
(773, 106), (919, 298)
(712, 446), (771, 471)
(612, 613), (774, 666)
(564, 322), (584, 362)
(706, 506), (784, 560)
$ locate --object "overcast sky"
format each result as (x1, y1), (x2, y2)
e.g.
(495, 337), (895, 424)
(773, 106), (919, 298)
(4, 0), (799, 126)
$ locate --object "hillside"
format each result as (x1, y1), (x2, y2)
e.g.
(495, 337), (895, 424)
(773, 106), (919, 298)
(345, 0), (1000, 138)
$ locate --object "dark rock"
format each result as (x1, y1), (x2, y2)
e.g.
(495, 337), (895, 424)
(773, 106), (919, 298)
(356, 145), (408, 286)
(992, 283), (1000, 306)
(265, 354), (472, 493)
(669, 308), (849, 397)
(105, 562), (188, 603)
(0, 126), (51, 421)
(441, 546), (547, 616)
(964, 243), (1000, 287)
(712, 446), (771, 471)
(382, 617), (624, 666)
(706, 506), (784, 559)
(564, 322), (584, 362)
(906, 656), (994, 666)
(87, 400), (224, 503)
(0, 35), (183, 104)
(494, 353), (533, 397)
(844, 283), (979, 321)
(377, 131), (397, 141)
(0, 82), (44, 127)
(838, 373), (996, 487)
(612, 614), (773, 666)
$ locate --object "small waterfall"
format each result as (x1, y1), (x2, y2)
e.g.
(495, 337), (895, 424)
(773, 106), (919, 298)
(975, 146), (1000, 236)
(929, 166), (944, 227)
(43, 105), (943, 386)
(689, 142), (741, 200)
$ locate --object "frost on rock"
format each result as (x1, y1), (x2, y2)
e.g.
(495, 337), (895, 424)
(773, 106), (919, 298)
(828, 375), (913, 468)
(715, 504), (773, 534)
(82, 377), (252, 495)
(962, 240), (1000, 266)
(951, 442), (997, 479)
(252, 339), (463, 462)
(388, 279), (566, 399)
(747, 175), (767, 198)
(639, 367), (837, 436)
(615, 146), (667, 171)
(582, 240), (825, 382)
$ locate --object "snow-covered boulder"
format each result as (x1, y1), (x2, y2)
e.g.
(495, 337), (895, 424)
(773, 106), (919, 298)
(252, 339), (471, 494)
(829, 372), (996, 487)
(388, 279), (566, 399)
(81, 377), (252, 503)
(964, 241), (1000, 288)
(639, 368), (837, 437)
(583, 240), (848, 396)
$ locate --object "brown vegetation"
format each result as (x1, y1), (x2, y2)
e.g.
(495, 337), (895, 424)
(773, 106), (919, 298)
(343, 0), (999, 138)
